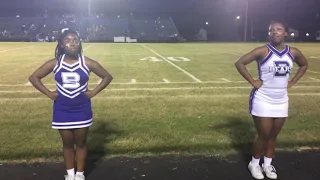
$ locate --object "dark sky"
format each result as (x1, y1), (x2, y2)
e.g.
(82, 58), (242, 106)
(0, 0), (319, 41)
(1, 0), (318, 12)
(1, 0), (318, 19)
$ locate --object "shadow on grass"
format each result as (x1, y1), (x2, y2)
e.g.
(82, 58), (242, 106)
(1, 117), (320, 165)
(85, 120), (122, 176)
(104, 116), (320, 161)
(106, 116), (256, 162)
(209, 116), (256, 164)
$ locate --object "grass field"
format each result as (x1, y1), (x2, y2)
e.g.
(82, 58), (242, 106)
(0, 42), (320, 163)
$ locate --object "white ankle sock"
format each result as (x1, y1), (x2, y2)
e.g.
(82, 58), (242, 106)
(264, 157), (272, 165)
(251, 156), (260, 165)
(76, 171), (84, 176)
(67, 168), (75, 176)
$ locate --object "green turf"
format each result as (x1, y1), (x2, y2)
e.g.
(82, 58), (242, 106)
(0, 42), (320, 162)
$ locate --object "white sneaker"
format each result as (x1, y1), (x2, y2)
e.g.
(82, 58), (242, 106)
(65, 175), (75, 180)
(75, 174), (85, 180)
(262, 164), (277, 179)
(248, 161), (264, 179)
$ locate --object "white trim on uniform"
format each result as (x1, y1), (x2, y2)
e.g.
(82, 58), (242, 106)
(52, 122), (93, 129)
(52, 119), (93, 125)
(52, 119), (93, 129)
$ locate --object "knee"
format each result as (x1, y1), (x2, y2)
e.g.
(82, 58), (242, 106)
(75, 140), (87, 149)
(258, 132), (271, 142)
(266, 134), (278, 144)
(62, 140), (75, 149)
(257, 133), (277, 147)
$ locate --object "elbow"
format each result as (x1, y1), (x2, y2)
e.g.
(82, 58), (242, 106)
(110, 76), (114, 83)
(300, 64), (308, 71)
(28, 74), (39, 84)
(234, 61), (241, 68)
(28, 74), (35, 83)
(103, 74), (113, 82)
(108, 74), (114, 81)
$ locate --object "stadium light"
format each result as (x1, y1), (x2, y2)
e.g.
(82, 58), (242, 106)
(306, 33), (309, 37)
(236, 16), (240, 20)
(206, 22), (209, 25)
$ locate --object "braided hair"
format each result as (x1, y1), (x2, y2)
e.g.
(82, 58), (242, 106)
(55, 29), (83, 60)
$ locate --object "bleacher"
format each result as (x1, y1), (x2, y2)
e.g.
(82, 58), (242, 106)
(0, 14), (179, 42)
(0, 17), (45, 40)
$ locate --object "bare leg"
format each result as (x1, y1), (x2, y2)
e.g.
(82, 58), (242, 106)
(252, 115), (274, 159)
(74, 127), (89, 173)
(59, 130), (75, 173)
(265, 118), (286, 158)
(248, 116), (275, 179)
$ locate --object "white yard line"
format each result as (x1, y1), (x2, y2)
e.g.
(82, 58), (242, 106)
(309, 77), (320, 81)
(162, 79), (170, 83)
(140, 44), (202, 82)
(213, 49), (242, 56)
(213, 49), (320, 75)
(1, 93), (320, 101)
(292, 67), (320, 74)
(305, 69), (320, 74)
(22, 44), (93, 85)
(1, 85), (320, 93)
(0, 80), (318, 87)
(220, 78), (231, 82)
(0, 45), (34, 53)
(83, 44), (93, 51)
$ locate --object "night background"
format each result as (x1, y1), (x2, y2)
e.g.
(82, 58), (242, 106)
(0, 0), (319, 42)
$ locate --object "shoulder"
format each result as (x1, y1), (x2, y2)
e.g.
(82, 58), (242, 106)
(44, 58), (58, 67)
(32, 58), (58, 71)
(288, 46), (303, 57)
(83, 56), (94, 63)
(50, 58), (58, 62)
(245, 45), (269, 60)
(253, 45), (269, 54)
(83, 56), (101, 70)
